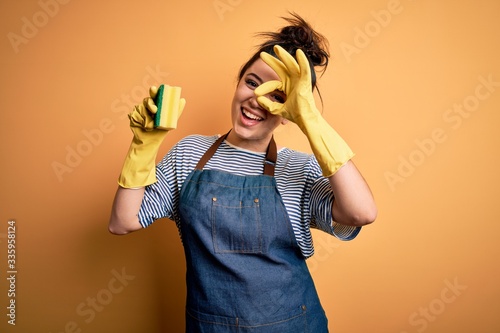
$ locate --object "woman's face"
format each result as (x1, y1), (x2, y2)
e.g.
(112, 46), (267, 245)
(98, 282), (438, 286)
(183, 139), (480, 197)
(227, 58), (287, 152)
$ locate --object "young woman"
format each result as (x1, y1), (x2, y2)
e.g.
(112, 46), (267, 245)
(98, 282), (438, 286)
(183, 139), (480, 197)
(110, 13), (377, 333)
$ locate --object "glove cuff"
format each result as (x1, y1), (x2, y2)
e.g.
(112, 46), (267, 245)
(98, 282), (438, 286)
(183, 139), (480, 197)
(298, 116), (355, 177)
(117, 135), (164, 188)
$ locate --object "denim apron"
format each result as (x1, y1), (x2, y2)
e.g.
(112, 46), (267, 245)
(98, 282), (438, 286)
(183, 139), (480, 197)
(178, 132), (329, 332)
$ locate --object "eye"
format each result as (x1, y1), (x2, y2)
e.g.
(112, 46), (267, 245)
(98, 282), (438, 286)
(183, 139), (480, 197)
(271, 92), (285, 104)
(245, 79), (258, 89)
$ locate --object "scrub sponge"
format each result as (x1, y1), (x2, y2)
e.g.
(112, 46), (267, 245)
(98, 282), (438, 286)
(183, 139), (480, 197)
(154, 84), (182, 130)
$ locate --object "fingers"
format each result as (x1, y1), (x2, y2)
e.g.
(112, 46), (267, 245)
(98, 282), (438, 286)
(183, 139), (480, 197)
(274, 46), (311, 85)
(260, 51), (288, 80)
(255, 80), (285, 115)
(260, 46), (312, 96)
(294, 49), (312, 81)
(128, 105), (145, 127)
(129, 104), (155, 130)
(130, 84), (187, 132)
(144, 97), (158, 114)
(149, 86), (158, 99)
(256, 96), (282, 115)
(254, 80), (283, 97)
(273, 45), (300, 75)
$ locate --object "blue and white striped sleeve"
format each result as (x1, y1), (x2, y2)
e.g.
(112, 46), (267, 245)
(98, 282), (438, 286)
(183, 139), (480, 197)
(137, 144), (180, 228)
(307, 158), (361, 241)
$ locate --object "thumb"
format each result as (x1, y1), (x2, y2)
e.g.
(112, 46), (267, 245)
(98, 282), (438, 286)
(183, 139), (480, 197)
(178, 98), (186, 117)
(257, 96), (283, 115)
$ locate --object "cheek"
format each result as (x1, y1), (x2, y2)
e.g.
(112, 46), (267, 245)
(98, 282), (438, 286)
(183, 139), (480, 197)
(268, 114), (285, 128)
(231, 85), (242, 107)
(230, 87), (245, 121)
(232, 84), (255, 109)
(230, 97), (239, 122)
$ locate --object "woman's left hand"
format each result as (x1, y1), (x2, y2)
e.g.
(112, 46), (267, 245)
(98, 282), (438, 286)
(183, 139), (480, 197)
(256, 45), (354, 177)
(255, 45), (319, 126)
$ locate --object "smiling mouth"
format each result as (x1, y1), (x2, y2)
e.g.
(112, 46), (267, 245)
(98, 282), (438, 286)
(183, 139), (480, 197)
(242, 108), (264, 121)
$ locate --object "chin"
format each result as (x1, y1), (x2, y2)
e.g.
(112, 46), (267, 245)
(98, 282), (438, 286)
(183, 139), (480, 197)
(232, 124), (255, 140)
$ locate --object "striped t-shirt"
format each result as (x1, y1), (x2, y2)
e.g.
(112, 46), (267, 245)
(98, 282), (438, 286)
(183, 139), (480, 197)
(138, 134), (360, 258)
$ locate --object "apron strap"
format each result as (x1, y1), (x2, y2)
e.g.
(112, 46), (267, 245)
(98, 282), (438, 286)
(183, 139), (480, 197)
(195, 130), (277, 176)
(263, 135), (277, 176)
(195, 132), (228, 171)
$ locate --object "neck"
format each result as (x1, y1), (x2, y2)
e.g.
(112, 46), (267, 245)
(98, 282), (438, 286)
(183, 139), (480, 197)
(225, 130), (273, 153)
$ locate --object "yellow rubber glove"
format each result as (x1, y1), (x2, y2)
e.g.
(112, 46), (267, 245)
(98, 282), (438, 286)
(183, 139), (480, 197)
(255, 45), (354, 177)
(118, 85), (186, 188)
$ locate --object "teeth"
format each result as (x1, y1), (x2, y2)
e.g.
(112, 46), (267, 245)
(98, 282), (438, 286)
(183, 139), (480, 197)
(242, 109), (263, 121)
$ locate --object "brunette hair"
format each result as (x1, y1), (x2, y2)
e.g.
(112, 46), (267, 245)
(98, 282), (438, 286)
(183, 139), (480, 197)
(238, 12), (330, 91)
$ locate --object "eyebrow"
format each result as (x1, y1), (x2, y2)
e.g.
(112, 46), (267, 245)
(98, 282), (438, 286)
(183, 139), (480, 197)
(246, 73), (263, 84)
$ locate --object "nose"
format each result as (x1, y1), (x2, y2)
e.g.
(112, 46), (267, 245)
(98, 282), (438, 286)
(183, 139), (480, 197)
(249, 94), (264, 110)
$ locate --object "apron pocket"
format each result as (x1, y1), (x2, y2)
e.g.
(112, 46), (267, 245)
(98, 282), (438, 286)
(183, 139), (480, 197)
(211, 196), (263, 254)
(186, 304), (326, 333)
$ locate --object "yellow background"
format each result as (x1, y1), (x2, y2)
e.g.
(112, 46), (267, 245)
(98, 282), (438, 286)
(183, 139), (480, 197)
(1, 0), (499, 332)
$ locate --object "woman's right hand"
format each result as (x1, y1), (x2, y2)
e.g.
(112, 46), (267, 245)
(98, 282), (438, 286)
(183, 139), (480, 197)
(129, 86), (161, 131)
(130, 85), (186, 132)
(118, 85), (185, 189)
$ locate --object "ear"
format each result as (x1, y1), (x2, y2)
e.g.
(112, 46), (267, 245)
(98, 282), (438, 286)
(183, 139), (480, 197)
(281, 118), (289, 125)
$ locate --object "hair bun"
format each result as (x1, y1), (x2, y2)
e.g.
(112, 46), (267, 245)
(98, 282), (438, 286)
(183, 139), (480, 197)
(279, 25), (326, 67)
(238, 12), (330, 92)
(281, 26), (314, 49)
(256, 12), (329, 71)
